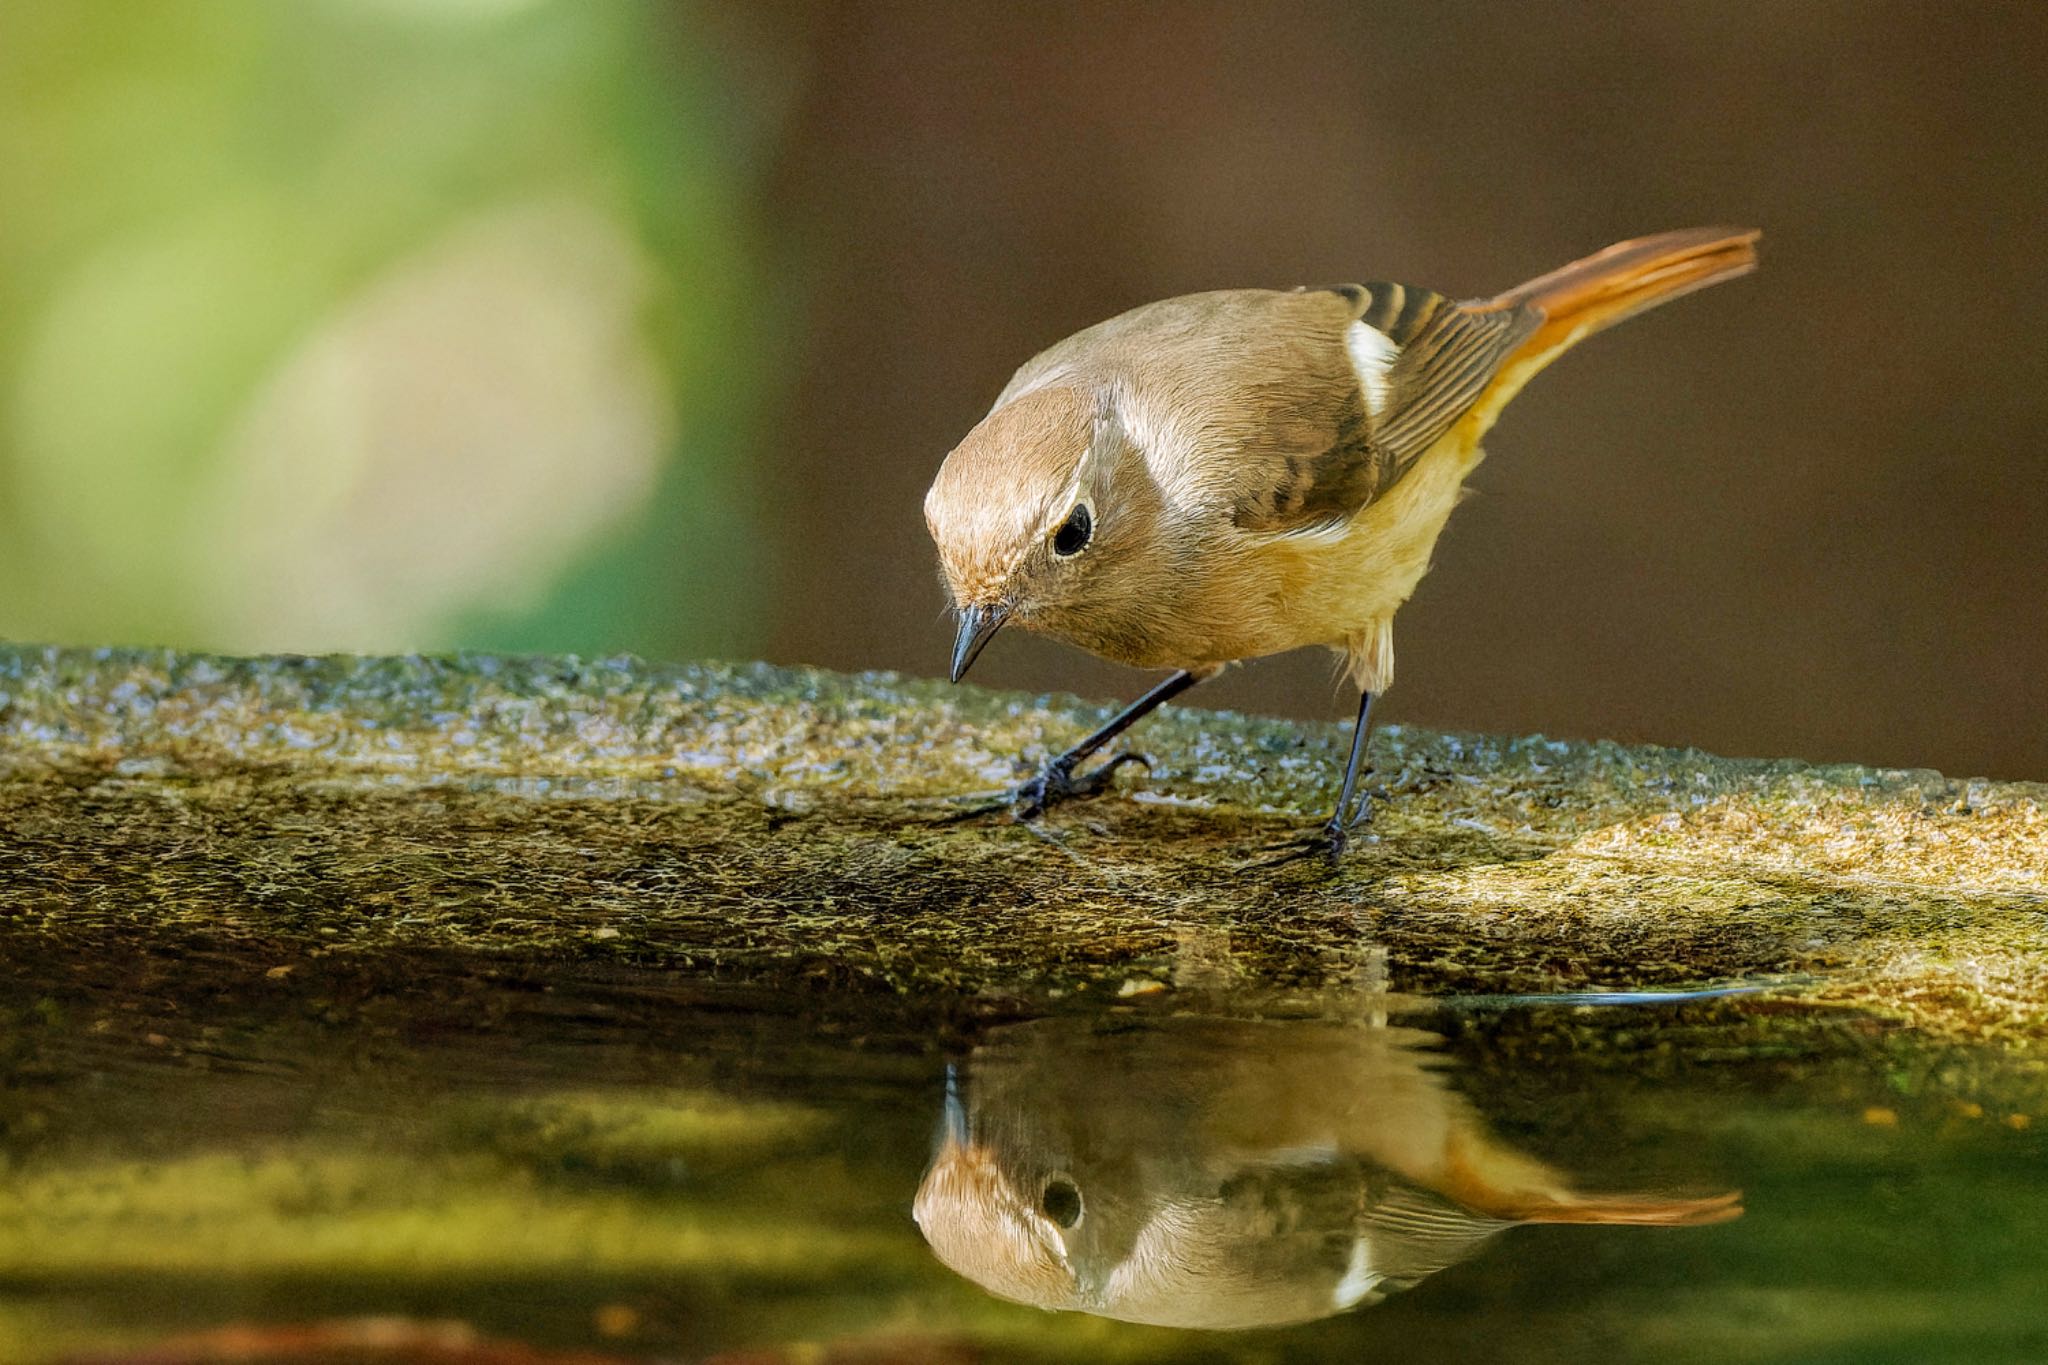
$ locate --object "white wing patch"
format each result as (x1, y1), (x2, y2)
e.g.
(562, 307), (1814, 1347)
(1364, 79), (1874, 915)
(1332, 1236), (1384, 1309)
(1344, 319), (1399, 416)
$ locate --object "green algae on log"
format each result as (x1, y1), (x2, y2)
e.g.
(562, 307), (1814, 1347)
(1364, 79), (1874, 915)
(0, 646), (2043, 1044)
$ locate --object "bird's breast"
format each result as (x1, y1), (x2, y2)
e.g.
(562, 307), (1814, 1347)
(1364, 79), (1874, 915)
(1023, 434), (1479, 671)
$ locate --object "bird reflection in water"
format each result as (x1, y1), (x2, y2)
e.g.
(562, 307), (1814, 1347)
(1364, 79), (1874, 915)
(913, 1007), (1739, 1330)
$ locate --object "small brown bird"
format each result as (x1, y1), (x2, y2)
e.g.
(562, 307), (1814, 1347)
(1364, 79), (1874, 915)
(913, 1012), (1741, 1330)
(925, 227), (1760, 857)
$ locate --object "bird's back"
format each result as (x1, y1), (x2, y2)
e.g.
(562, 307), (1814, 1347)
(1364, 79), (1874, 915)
(939, 230), (1758, 680)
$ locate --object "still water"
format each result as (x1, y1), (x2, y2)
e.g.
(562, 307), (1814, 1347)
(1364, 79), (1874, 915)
(2, 950), (2043, 1363)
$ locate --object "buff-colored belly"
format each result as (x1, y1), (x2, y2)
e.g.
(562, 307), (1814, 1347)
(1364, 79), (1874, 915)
(1198, 428), (1485, 685)
(1033, 424), (1487, 686)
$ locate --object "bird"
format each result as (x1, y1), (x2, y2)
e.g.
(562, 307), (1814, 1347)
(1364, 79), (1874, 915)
(912, 1011), (1741, 1330)
(924, 227), (1760, 858)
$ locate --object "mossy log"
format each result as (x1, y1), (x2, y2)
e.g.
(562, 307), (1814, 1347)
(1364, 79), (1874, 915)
(1, 647), (2043, 1045)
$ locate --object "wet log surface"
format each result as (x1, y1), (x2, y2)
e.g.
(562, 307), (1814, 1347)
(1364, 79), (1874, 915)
(1, 647), (2041, 1046)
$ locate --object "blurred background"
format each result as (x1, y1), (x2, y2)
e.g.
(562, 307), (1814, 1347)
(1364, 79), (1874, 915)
(1, 2), (2043, 778)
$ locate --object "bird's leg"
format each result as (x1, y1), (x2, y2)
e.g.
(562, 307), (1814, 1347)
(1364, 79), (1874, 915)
(1242, 690), (1384, 870)
(1317, 690), (1380, 862)
(1015, 669), (1202, 818)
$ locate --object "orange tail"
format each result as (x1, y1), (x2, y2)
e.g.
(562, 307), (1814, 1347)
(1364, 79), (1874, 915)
(1455, 226), (1759, 435)
(1436, 1133), (1745, 1229)
(1495, 226), (1761, 360)
(1517, 1188), (1745, 1228)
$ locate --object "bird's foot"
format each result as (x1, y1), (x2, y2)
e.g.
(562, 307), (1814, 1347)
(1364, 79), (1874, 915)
(1014, 751), (1152, 820)
(1244, 775), (1385, 870)
(1315, 809), (1372, 865)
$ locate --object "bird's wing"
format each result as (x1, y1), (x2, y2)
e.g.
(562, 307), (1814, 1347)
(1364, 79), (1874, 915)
(990, 285), (1540, 537)
(1225, 283), (1542, 536)
(1359, 285), (1544, 480)
(1356, 1182), (1514, 1289)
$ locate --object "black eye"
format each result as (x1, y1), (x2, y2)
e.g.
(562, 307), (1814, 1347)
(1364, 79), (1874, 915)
(1041, 1178), (1083, 1228)
(1051, 504), (1092, 557)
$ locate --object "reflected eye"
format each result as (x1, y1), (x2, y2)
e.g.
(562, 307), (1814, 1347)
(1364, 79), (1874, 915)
(1051, 503), (1093, 557)
(1040, 1178), (1083, 1228)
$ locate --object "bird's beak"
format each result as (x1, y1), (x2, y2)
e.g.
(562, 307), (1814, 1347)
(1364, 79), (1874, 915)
(935, 1062), (969, 1154)
(949, 603), (1009, 683)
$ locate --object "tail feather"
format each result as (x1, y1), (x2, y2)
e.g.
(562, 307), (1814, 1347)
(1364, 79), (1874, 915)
(1436, 1132), (1745, 1229)
(1516, 1188), (1746, 1228)
(1457, 226), (1759, 435)
(1495, 226), (1761, 358)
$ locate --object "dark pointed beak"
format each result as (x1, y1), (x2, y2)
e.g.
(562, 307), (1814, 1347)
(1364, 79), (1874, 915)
(936, 1062), (968, 1153)
(949, 603), (1008, 683)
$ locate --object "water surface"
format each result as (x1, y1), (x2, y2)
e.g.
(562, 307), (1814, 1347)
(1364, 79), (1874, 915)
(3, 946), (2043, 1364)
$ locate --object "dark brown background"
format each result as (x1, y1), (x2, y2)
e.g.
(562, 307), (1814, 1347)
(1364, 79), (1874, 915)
(742, 2), (2046, 779)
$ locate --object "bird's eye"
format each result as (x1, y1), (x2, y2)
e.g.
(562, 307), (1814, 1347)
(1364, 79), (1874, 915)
(1051, 503), (1093, 557)
(1040, 1178), (1083, 1228)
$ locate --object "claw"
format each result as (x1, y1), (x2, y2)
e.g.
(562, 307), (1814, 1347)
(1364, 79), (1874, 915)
(1242, 833), (1359, 872)
(1240, 839), (1324, 873)
(1332, 768), (1380, 835)
(1072, 750), (1153, 793)
(1240, 790), (1382, 872)
(1014, 750), (1152, 819)
(928, 797), (1012, 827)
(1342, 798), (1377, 831)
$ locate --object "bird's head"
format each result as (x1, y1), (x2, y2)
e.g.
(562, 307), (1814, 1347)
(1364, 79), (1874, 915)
(912, 1084), (1085, 1313)
(924, 384), (1158, 681)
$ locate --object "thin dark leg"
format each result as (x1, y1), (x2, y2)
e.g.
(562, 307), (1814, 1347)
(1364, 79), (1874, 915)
(1064, 669), (1200, 766)
(1015, 669), (1202, 817)
(1320, 690), (1378, 859)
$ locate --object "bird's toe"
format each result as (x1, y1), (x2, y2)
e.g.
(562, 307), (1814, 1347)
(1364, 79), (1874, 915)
(1011, 751), (1150, 819)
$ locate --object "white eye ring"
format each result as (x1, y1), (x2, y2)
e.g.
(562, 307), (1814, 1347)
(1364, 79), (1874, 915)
(1051, 501), (1093, 558)
(1040, 1174), (1083, 1228)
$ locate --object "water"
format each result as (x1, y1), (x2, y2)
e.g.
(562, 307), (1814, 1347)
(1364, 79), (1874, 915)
(4, 947), (2044, 1364)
